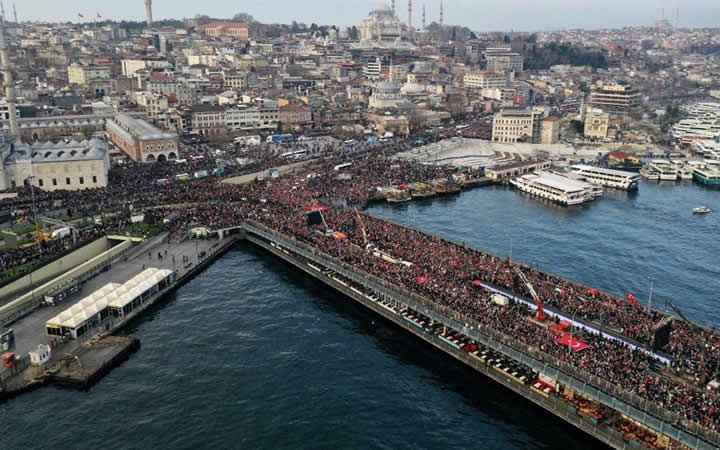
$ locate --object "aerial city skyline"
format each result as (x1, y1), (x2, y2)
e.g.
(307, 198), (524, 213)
(12, 0), (720, 30)
(0, 1), (719, 449)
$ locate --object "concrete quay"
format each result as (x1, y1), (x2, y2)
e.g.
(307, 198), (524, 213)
(0, 233), (238, 399)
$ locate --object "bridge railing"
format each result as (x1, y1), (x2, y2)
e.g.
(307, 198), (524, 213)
(243, 221), (720, 450)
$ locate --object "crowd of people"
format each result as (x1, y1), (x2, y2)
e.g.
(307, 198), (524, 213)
(1, 127), (719, 439)
(261, 208), (720, 433)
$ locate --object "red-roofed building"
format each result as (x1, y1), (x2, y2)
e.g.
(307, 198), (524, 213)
(197, 22), (249, 40)
(608, 150), (630, 162)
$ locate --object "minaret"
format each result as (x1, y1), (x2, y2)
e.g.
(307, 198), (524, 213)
(0, 1), (5, 21)
(439, 0), (444, 26)
(12, 1), (16, 24)
(422, 4), (426, 29)
(0, 15), (18, 137)
(144, 0), (153, 28)
(408, 0), (412, 35)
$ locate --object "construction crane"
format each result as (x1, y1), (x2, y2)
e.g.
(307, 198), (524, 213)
(665, 300), (709, 385)
(15, 216), (50, 244)
(514, 267), (547, 321)
(354, 207), (368, 248)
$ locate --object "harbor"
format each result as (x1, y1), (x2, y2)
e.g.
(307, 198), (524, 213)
(0, 179), (718, 449)
(0, 232), (238, 399)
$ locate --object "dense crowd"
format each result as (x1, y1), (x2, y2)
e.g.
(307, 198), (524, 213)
(1, 128), (719, 438)
(261, 208), (720, 433)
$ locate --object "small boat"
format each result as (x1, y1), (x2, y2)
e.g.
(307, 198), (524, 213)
(693, 205), (712, 214)
(386, 189), (412, 203)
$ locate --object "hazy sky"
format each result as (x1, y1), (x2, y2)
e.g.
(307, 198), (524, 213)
(14, 0), (720, 31)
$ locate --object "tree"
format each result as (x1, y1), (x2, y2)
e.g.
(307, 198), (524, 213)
(232, 13), (255, 23)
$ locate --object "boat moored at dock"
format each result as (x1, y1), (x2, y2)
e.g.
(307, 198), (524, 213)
(570, 165), (640, 190)
(510, 171), (595, 206)
(692, 166), (720, 186)
(386, 188), (412, 203)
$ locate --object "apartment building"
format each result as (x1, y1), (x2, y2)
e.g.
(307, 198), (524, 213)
(589, 84), (641, 112)
(491, 107), (544, 143)
(464, 71), (513, 89)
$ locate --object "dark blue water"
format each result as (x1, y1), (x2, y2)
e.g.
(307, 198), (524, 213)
(1, 181), (716, 449)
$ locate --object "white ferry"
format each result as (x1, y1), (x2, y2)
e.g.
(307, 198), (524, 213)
(570, 165), (640, 191)
(649, 160), (678, 181)
(510, 172), (594, 206)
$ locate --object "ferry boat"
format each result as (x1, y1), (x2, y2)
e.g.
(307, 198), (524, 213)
(409, 183), (436, 198)
(677, 164), (694, 180)
(639, 167), (660, 181)
(570, 165), (640, 191)
(692, 167), (720, 186)
(510, 172), (594, 206)
(650, 160), (678, 181)
(552, 170), (604, 198)
(693, 205), (712, 214)
(385, 188), (412, 203)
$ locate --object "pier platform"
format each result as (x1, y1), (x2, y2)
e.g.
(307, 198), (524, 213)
(0, 233), (238, 400)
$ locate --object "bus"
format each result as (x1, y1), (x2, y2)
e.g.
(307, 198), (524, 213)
(456, 124), (470, 131)
(343, 139), (355, 148)
(266, 134), (294, 143)
(155, 178), (170, 186)
(333, 162), (353, 171)
(194, 170), (209, 179)
(175, 173), (190, 181)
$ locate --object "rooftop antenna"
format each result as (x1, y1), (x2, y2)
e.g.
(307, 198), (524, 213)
(391, 0), (396, 16)
(422, 4), (426, 30)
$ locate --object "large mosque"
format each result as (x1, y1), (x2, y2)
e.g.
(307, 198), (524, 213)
(357, 4), (406, 42)
(356, 1), (443, 43)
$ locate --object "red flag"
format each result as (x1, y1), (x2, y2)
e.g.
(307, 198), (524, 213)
(471, 280), (483, 286)
(626, 292), (639, 308)
(556, 334), (588, 351)
(415, 276), (429, 284)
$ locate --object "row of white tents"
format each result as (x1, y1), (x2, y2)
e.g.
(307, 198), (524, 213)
(46, 268), (175, 339)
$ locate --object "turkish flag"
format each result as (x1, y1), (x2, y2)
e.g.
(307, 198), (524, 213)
(556, 334), (588, 351)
